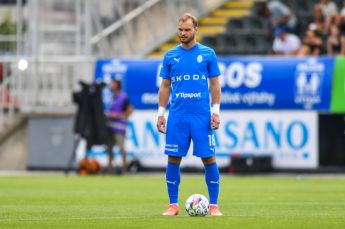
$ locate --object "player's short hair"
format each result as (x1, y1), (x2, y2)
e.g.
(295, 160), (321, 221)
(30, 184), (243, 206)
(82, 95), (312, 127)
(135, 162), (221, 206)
(178, 13), (198, 27)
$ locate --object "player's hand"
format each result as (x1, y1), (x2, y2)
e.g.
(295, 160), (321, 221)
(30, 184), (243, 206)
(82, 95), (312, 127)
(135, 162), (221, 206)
(211, 113), (220, 130)
(157, 116), (166, 133)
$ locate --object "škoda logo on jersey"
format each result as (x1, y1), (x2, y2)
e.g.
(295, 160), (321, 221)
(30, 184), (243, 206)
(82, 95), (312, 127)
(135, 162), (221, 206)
(171, 74), (207, 82)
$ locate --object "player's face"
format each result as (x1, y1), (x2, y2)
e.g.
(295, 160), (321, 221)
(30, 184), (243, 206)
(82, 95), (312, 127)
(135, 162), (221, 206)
(178, 19), (197, 45)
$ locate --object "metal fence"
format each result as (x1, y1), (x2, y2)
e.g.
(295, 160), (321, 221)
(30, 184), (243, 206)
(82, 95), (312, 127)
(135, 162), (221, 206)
(0, 57), (94, 133)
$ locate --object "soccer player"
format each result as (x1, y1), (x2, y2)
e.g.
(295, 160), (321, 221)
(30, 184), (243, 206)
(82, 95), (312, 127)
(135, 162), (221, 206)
(156, 13), (222, 216)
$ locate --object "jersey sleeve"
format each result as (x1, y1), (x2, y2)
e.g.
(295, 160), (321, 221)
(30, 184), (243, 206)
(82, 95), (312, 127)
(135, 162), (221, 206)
(159, 54), (171, 79)
(207, 50), (221, 78)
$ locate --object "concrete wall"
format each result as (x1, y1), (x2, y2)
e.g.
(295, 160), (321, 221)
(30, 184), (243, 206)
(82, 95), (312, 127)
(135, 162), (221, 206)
(0, 121), (27, 170)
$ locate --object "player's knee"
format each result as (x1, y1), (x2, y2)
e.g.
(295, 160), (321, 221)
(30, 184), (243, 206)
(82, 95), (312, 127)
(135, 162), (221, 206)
(201, 156), (216, 165)
(168, 156), (182, 164)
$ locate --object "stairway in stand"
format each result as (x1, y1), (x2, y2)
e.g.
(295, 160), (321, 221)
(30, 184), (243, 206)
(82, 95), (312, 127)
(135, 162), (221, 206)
(146, 0), (255, 58)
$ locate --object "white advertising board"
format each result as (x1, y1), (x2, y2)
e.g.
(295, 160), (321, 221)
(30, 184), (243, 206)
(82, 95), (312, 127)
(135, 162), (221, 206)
(84, 110), (318, 169)
(218, 111), (318, 169)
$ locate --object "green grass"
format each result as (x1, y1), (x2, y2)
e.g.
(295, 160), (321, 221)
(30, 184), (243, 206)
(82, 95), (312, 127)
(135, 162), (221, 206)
(0, 174), (345, 228)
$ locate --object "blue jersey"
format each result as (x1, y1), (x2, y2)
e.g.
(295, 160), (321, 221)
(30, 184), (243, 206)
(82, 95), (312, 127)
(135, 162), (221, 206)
(160, 43), (220, 117)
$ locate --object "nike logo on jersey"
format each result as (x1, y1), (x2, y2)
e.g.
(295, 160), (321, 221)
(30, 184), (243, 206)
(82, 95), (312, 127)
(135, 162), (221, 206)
(173, 58), (180, 63)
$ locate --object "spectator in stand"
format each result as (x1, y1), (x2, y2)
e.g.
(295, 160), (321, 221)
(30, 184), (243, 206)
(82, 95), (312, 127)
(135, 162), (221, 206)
(327, 24), (342, 55)
(310, 7), (326, 37)
(272, 26), (301, 55)
(298, 27), (323, 56)
(258, 0), (298, 33)
(314, 0), (338, 33)
(339, 0), (345, 54)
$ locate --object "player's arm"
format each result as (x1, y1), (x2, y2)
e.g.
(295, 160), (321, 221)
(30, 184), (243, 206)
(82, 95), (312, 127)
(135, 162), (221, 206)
(209, 76), (221, 130)
(157, 78), (171, 133)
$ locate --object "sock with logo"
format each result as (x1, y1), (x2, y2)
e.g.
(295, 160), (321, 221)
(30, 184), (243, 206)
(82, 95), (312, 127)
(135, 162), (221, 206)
(204, 162), (220, 205)
(166, 161), (181, 204)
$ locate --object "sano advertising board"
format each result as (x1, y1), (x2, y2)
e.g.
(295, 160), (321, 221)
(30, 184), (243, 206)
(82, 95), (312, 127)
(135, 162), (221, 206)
(218, 111), (318, 169)
(94, 57), (334, 111)
(87, 110), (318, 169)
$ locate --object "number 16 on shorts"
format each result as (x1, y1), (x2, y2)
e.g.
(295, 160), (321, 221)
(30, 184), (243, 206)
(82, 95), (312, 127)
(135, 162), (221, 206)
(208, 134), (216, 146)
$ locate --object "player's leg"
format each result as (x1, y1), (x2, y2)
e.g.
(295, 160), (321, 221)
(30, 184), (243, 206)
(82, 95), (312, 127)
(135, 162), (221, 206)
(201, 156), (222, 216)
(201, 156), (220, 205)
(163, 116), (190, 216)
(163, 156), (182, 216)
(190, 116), (222, 216)
(166, 156), (182, 204)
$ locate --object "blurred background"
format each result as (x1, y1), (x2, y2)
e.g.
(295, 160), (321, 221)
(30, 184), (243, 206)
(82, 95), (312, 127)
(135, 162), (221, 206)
(0, 0), (344, 174)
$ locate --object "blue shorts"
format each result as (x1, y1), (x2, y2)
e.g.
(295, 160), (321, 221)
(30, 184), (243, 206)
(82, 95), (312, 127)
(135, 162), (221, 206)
(164, 115), (216, 158)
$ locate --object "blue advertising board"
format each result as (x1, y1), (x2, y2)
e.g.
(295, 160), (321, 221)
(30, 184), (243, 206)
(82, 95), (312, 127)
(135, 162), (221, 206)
(94, 58), (160, 110)
(94, 57), (334, 110)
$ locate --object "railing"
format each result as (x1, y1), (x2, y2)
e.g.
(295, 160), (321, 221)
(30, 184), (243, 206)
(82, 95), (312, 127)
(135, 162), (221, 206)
(0, 60), (19, 133)
(90, 0), (227, 57)
(0, 57), (95, 133)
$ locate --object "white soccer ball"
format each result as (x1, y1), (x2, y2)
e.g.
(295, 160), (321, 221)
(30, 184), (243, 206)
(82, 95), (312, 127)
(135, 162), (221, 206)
(185, 194), (209, 216)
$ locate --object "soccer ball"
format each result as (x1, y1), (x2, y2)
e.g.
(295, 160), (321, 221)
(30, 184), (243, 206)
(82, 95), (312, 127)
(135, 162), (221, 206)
(185, 194), (209, 216)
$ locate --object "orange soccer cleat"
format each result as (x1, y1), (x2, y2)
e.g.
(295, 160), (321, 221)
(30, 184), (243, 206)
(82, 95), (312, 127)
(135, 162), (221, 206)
(162, 204), (179, 216)
(209, 205), (223, 216)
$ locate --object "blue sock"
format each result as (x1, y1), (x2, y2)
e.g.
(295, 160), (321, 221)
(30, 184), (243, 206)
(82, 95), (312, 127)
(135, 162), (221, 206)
(166, 162), (181, 204)
(204, 162), (220, 205)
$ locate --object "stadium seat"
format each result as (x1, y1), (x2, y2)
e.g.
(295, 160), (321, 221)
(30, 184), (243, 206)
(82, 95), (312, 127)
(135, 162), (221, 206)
(209, 33), (273, 56)
(254, 34), (273, 54)
(298, 15), (315, 34)
(242, 35), (258, 54)
(222, 34), (245, 54)
(226, 18), (247, 34)
(202, 36), (219, 50)
(242, 34), (272, 54)
(245, 17), (269, 35)
(226, 16), (269, 36)
(292, 0), (314, 17)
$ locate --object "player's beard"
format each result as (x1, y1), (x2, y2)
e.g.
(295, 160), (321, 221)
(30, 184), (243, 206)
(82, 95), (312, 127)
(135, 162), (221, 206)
(179, 34), (195, 45)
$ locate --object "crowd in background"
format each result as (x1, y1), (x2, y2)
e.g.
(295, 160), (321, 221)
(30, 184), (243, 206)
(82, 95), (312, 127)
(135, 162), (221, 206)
(261, 0), (345, 56)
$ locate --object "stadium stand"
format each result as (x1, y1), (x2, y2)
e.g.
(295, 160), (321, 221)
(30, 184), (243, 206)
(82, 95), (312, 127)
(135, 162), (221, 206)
(148, 0), (345, 57)
(147, 0), (253, 58)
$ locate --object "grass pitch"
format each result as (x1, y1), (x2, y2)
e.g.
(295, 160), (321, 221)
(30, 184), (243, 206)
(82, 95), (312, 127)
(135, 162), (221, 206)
(0, 174), (344, 228)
